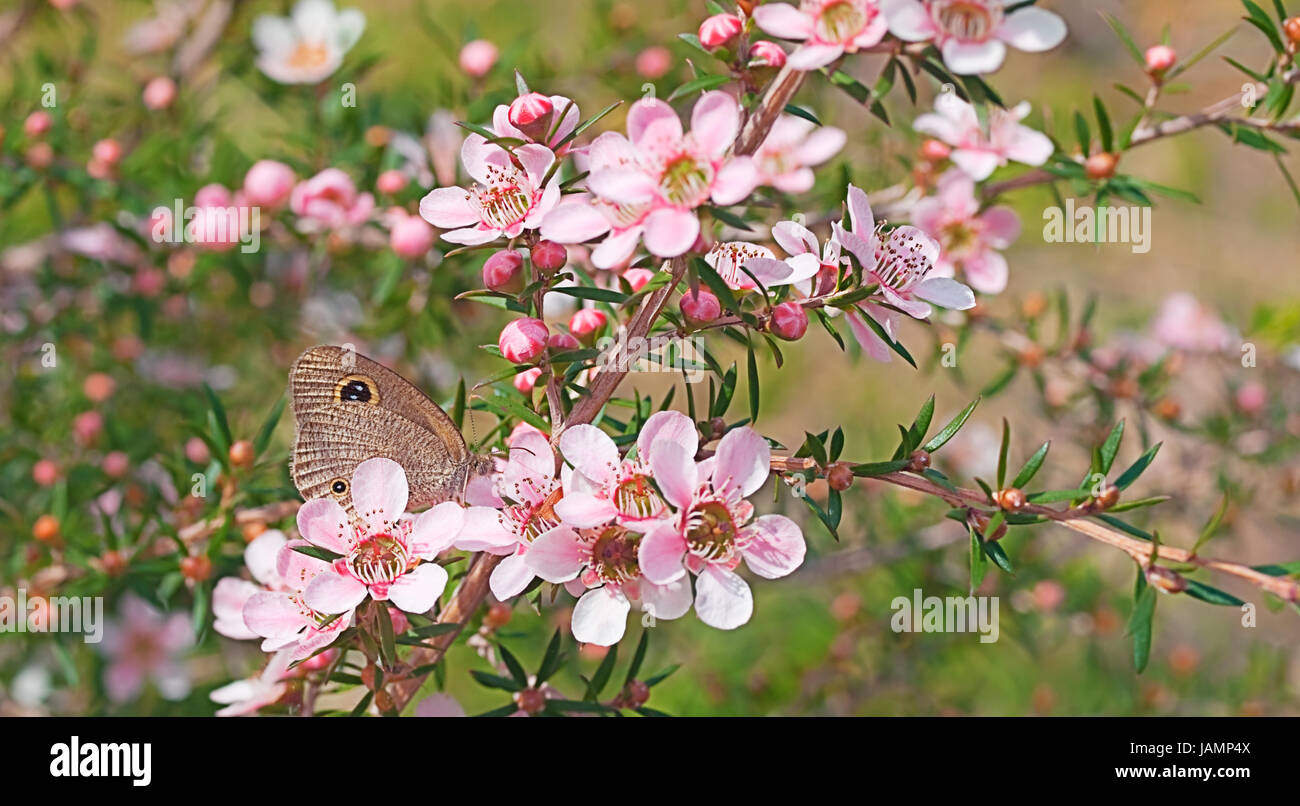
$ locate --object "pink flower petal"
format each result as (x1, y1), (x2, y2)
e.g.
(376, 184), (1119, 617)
(636, 409), (698, 462)
(980, 205), (1021, 247)
(637, 522), (688, 584)
(626, 98), (681, 149)
(388, 563), (448, 614)
(786, 43), (845, 70)
(415, 692), (467, 718)
(639, 577), (693, 620)
(963, 249), (1009, 294)
(587, 167), (657, 205)
(712, 426), (770, 498)
(243, 591), (306, 640)
(541, 198), (612, 243)
(772, 220), (818, 256)
(419, 188), (478, 229)
(351, 457), (409, 534)
(711, 156), (759, 205)
(648, 440), (698, 511)
(554, 491), (619, 529)
(693, 565), (753, 629)
(490, 552), (536, 600)
(303, 572), (369, 614)
(453, 506), (517, 553)
(743, 514), (806, 579)
(244, 529), (287, 587)
(296, 497), (353, 555)
(845, 184), (875, 234)
(942, 38), (1006, 75)
(642, 207), (700, 258)
(689, 91), (740, 157)
(571, 587), (630, 646)
(409, 501), (464, 559)
(951, 148), (1001, 181)
(558, 424), (620, 486)
(524, 526), (587, 582)
(913, 277), (975, 310)
(752, 3), (815, 39)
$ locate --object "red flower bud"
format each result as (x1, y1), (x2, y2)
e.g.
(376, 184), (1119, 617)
(531, 239), (568, 274)
(679, 288), (721, 325)
(698, 13), (742, 49)
(768, 301), (808, 341)
(483, 249), (525, 294)
(499, 317), (549, 364)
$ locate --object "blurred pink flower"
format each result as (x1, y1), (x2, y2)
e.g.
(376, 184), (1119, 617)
(752, 115), (845, 193)
(296, 458), (461, 614)
(142, 76), (177, 110)
(885, 0), (1067, 75)
(213, 529), (292, 641)
(99, 595), (192, 703)
(252, 0), (365, 84)
(911, 169), (1021, 293)
(243, 160), (296, 208)
(388, 212), (435, 258)
(209, 649), (293, 717)
(913, 93), (1053, 180)
(753, 0), (888, 69)
(1149, 293), (1234, 353)
(419, 139), (560, 245)
(290, 168), (374, 229)
(635, 46), (672, 79)
(459, 39), (498, 77)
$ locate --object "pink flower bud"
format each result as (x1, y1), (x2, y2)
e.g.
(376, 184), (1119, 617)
(1235, 381), (1267, 415)
(622, 268), (654, 291)
(679, 288), (721, 325)
(769, 301), (808, 341)
(531, 239), (568, 274)
(1144, 45), (1176, 75)
(698, 13), (742, 49)
(92, 139), (123, 165)
(32, 459), (59, 487)
(483, 249), (525, 294)
(509, 92), (554, 128)
(387, 608), (410, 634)
(920, 138), (951, 161)
(142, 76), (177, 110)
(635, 46), (672, 79)
(459, 39), (498, 78)
(185, 436), (211, 464)
(102, 451), (130, 478)
(498, 317), (549, 364)
(24, 110), (52, 138)
(514, 366), (543, 394)
(749, 40), (786, 67)
(74, 410), (103, 446)
(569, 308), (607, 342)
(548, 331), (581, 351)
(194, 183), (232, 209)
(132, 266), (166, 297)
(389, 214), (435, 259)
(26, 142), (53, 169)
(243, 160), (296, 208)
(376, 169), (408, 195)
(83, 372), (116, 402)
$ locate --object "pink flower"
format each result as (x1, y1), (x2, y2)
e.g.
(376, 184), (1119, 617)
(209, 649), (293, 717)
(213, 529), (293, 641)
(833, 185), (974, 360)
(1145, 44), (1176, 75)
(419, 138), (560, 245)
(415, 692), (467, 717)
(376, 169), (408, 194)
(24, 110), (52, 137)
(498, 317), (549, 364)
(389, 212), (436, 258)
(252, 0), (366, 85)
(459, 39), (498, 77)
(99, 595), (192, 703)
(296, 458), (462, 615)
(753, 0), (889, 70)
(142, 76), (177, 110)
(291, 168), (375, 229)
(637, 426), (805, 630)
(452, 430), (565, 601)
(555, 410), (698, 533)
(913, 92), (1053, 180)
(704, 241), (820, 291)
(1149, 293), (1234, 353)
(243, 160), (296, 208)
(636, 46), (672, 79)
(752, 115), (846, 193)
(749, 40), (788, 67)
(540, 92), (758, 263)
(910, 170), (1020, 294)
(698, 13), (743, 49)
(885, 0), (1067, 75)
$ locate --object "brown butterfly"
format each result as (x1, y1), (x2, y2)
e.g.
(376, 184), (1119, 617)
(289, 345), (494, 515)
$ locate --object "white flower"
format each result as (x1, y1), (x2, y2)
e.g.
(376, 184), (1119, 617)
(252, 0), (365, 85)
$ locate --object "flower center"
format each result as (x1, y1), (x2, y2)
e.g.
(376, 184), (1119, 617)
(685, 501), (739, 561)
(931, 0), (1001, 42)
(811, 0), (868, 44)
(707, 242), (770, 288)
(287, 41), (331, 69)
(472, 163), (536, 230)
(348, 533), (409, 586)
(940, 220), (978, 257)
(658, 155), (712, 208)
(869, 224), (931, 292)
(587, 526), (641, 584)
(613, 474), (666, 520)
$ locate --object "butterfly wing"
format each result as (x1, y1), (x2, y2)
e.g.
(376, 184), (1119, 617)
(290, 345), (477, 510)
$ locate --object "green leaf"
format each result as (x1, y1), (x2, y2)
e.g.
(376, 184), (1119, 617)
(996, 418), (1011, 489)
(1183, 580), (1245, 607)
(1010, 441), (1050, 489)
(1128, 578), (1157, 673)
(908, 395), (935, 449)
(849, 459), (909, 477)
(1097, 419), (1125, 475)
(471, 670), (523, 692)
(1101, 13), (1146, 66)
(667, 73), (731, 101)
(1073, 110), (1091, 153)
(585, 643), (618, 700)
(1093, 96), (1113, 152)
(498, 644), (529, 687)
(552, 286), (627, 303)
(923, 396), (981, 452)
(536, 628), (565, 683)
(202, 383), (233, 449)
(854, 307), (917, 367)
(376, 604), (397, 668)
(643, 664), (680, 687)
(624, 630), (649, 686)
(1114, 442), (1162, 489)
(969, 527), (988, 595)
(292, 544), (342, 563)
(746, 339), (760, 423)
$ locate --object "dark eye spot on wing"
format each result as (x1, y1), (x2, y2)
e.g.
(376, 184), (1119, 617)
(335, 374), (378, 404)
(331, 478), (348, 495)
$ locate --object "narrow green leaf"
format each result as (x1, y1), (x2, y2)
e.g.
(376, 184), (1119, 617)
(922, 396), (981, 452)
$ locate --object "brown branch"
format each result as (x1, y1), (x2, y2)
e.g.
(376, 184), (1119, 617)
(771, 456), (1300, 603)
(177, 499), (301, 544)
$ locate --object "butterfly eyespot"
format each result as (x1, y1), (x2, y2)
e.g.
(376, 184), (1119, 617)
(336, 374), (378, 405)
(330, 479), (348, 496)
